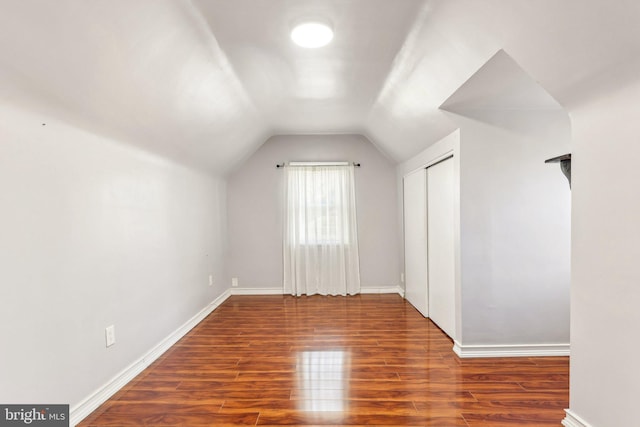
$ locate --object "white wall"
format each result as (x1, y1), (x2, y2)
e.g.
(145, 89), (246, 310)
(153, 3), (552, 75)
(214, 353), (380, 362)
(455, 109), (571, 347)
(0, 104), (228, 407)
(226, 134), (400, 291)
(567, 74), (640, 427)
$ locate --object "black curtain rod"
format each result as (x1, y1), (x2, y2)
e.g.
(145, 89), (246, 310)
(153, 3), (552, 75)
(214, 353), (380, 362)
(276, 162), (361, 168)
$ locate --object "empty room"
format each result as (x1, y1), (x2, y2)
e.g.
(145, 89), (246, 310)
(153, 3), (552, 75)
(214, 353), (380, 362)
(1, 1), (639, 426)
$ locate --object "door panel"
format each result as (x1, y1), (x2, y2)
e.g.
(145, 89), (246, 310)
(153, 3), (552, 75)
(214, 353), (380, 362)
(427, 157), (455, 339)
(403, 169), (428, 317)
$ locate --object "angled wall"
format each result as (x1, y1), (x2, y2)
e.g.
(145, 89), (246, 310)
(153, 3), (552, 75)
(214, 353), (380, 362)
(0, 104), (229, 410)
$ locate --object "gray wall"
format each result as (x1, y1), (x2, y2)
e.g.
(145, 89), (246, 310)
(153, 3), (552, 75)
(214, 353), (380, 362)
(456, 110), (571, 346)
(226, 134), (400, 291)
(0, 103), (228, 406)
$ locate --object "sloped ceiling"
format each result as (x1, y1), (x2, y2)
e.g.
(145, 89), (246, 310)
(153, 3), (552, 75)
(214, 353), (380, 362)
(1, 0), (639, 174)
(440, 50), (564, 113)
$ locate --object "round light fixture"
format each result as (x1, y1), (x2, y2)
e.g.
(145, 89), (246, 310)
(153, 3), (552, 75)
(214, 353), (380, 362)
(290, 21), (334, 48)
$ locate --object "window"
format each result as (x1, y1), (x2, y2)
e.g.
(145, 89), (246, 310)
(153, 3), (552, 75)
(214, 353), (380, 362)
(292, 166), (350, 245)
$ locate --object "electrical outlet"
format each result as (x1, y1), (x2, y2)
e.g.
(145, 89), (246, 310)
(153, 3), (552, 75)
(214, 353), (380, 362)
(232, 277), (238, 287)
(105, 325), (116, 347)
(209, 274), (214, 286)
(400, 273), (405, 283)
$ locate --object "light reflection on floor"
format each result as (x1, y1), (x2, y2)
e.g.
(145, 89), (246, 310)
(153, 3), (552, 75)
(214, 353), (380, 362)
(296, 350), (351, 416)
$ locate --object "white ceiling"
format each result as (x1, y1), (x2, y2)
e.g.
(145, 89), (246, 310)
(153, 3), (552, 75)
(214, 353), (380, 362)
(1, 0), (640, 174)
(194, 0), (424, 135)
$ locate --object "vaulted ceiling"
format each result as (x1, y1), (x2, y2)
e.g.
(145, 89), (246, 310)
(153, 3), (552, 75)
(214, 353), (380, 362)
(1, 0), (639, 174)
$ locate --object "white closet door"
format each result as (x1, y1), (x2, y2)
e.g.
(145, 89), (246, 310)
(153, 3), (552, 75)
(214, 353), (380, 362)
(426, 157), (455, 339)
(403, 169), (428, 317)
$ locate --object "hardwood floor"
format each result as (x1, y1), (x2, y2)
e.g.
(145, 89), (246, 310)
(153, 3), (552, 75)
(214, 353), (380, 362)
(78, 294), (569, 426)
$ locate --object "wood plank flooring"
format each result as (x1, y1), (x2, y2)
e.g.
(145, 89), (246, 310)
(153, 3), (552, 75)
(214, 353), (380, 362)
(78, 294), (569, 426)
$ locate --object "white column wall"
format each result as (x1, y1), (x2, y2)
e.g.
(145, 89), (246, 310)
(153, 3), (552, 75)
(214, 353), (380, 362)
(567, 76), (640, 427)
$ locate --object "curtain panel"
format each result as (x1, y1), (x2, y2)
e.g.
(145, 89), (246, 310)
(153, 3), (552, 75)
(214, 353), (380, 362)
(283, 164), (361, 296)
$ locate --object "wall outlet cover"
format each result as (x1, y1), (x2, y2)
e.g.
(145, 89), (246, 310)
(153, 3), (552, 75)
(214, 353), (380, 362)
(105, 325), (116, 347)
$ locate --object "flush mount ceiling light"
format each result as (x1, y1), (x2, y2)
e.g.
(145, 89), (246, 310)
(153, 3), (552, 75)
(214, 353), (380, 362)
(290, 21), (334, 48)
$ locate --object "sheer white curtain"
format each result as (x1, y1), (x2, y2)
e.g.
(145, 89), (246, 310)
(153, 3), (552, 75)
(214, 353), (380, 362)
(283, 164), (361, 296)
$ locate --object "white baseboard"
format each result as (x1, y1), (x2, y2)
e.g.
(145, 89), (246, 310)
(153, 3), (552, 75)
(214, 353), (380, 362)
(361, 286), (404, 296)
(69, 289), (232, 426)
(230, 286), (405, 296)
(230, 287), (283, 295)
(562, 409), (593, 427)
(453, 341), (570, 358)
(230, 287), (284, 295)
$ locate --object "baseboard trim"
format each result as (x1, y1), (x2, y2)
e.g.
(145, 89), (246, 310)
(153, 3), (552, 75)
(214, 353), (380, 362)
(230, 286), (405, 297)
(361, 286), (404, 296)
(562, 409), (593, 427)
(453, 341), (570, 358)
(230, 287), (284, 295)
(69, 289), (232, 426)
